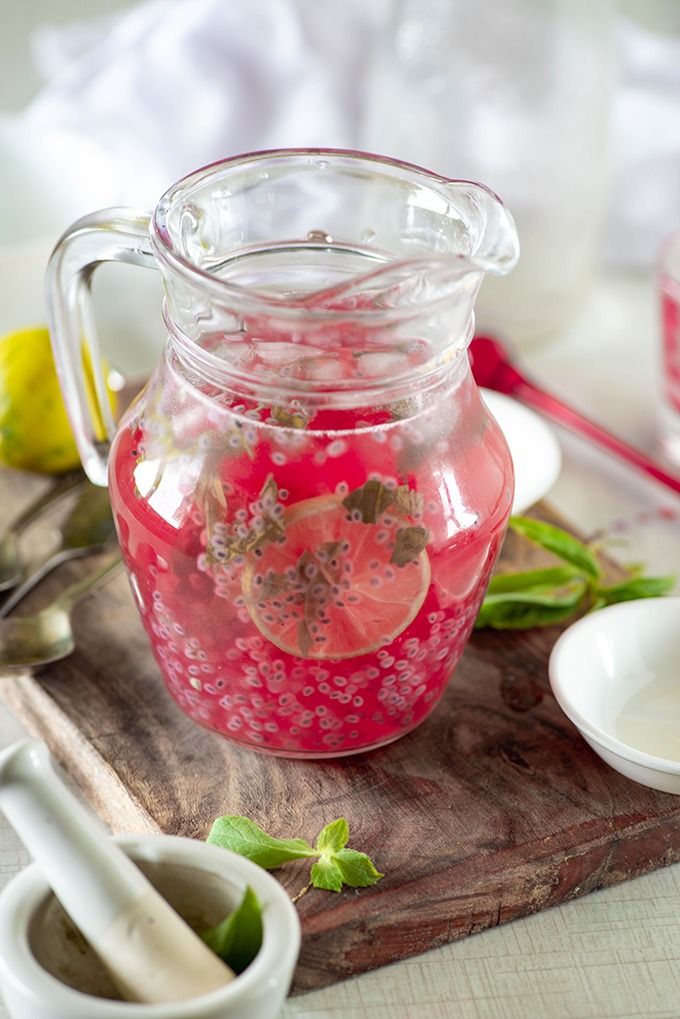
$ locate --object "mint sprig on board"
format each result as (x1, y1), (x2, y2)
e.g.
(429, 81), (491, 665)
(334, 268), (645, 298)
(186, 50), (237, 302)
(207, 816), (383, 893)
(476, 516), (674, 630)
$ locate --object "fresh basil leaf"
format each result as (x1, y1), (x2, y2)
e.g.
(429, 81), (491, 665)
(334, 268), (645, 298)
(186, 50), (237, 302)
(207, 816), (316, 868)
(476, 579), (587, 629)
(201, 885), (262, 974)
(315, 817), (349, 854)
(481, 579), (586, 611)
(475, 599), (586, 630)
(486, 565), (581, 594)
(310, 856), (344, 892)
(509, 517), (601, 580)
(594, 575), (675, 606)
(333, 848), (384, 887)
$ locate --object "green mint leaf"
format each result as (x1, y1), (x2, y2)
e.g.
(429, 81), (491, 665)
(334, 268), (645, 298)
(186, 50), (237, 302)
(333, 848), (384, 887)
(342, 479), (393, 523)
(314, 820), (383, 891)
(486, 565), (582, 594)
(315, 817), (349, 853)
(201, 885), (262, 975)
(207, 816), (316, 868)
(207, 815), (384, 896)
(475, 579), (587, 630)
(311, 856), (344, 892)
(509, 517), (601, 580)
(593, 574), (675, 606)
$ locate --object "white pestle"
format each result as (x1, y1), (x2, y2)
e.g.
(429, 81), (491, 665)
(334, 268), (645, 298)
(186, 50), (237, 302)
(0, 739), (235, 1003)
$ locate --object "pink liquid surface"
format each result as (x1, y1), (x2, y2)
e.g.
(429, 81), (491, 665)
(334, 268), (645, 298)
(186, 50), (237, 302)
(109, 378), (511, 757)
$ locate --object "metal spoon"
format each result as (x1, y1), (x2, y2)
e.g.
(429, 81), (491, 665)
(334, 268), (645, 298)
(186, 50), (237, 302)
(0, 553), (123, 669)
(0, 482), (116, 619)
(0, 471), (86, 592)
(469, 334), (680, 496)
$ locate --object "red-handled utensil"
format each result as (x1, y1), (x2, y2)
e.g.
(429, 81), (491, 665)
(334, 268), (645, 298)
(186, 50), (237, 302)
(469, 335), (680, 496)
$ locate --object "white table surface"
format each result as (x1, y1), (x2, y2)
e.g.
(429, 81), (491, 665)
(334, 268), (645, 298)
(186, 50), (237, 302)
(4, 5), (680, 1015)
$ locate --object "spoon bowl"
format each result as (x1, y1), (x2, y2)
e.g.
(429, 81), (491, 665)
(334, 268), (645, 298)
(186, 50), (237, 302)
(0, 555), (123, 669)
(0, 607), (74, 668)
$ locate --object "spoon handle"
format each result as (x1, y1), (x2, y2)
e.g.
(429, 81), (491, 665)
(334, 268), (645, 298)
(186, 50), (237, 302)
(0, 545), (117, 620)
(55, 553), (124, 612)
(2, 472), (85, 538)
(515, 379), (680, 496)
(0, 551), (68, 620)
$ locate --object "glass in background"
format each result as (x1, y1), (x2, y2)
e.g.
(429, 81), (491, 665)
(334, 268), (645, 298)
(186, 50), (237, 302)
(361, 0), (617, 347)
(658, 229), (680, 469)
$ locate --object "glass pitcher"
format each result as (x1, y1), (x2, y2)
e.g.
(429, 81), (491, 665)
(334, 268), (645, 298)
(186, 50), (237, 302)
(47, 149), (518, 758)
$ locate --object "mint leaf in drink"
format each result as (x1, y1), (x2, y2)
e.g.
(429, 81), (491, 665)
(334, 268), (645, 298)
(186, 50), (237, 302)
(207, 815), (383, 896)
(392, 485), (424, 518)
(508, 516), (601, 580)
(342, 479), (393, 523)
(201, 885), (262, 974)
(207, 816), (316, 868)
(390, 525), (429, 566)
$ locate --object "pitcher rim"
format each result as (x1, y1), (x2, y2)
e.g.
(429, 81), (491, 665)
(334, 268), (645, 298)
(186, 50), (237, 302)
(150, 147), (517, 322)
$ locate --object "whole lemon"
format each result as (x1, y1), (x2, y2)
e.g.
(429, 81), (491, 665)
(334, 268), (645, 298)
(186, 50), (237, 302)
(0, 326), (115, 474)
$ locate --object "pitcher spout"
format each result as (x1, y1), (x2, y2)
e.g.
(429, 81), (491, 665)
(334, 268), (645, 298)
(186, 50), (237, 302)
(295, 177), (518, 325)
(443, 180), (519, 277)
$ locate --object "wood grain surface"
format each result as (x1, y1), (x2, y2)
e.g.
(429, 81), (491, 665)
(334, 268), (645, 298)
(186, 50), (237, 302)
(1, 481), (679, 995)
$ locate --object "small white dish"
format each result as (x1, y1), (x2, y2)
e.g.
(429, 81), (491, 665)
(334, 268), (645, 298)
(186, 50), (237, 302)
(548, 597), (680, 794)
(482, 388), (562, 514)
(0, 834), (300, 1019)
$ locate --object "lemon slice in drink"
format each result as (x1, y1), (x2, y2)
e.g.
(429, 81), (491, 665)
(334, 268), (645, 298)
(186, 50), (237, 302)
(242, 494), (430, 659)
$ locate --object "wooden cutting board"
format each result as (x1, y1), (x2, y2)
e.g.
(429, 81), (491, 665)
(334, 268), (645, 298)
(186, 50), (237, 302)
(1, 481), (680, 995)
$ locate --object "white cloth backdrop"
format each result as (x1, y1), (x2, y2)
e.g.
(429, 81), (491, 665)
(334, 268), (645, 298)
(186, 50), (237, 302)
(20, 0), (680, 266)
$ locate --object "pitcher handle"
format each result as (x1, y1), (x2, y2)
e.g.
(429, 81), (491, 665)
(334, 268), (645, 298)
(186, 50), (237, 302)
(45, 208), (157, 487)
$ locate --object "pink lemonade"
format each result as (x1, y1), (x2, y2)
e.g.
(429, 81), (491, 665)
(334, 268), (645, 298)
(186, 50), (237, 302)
(108, 345), (513, 758)
(661, 278), (680, 415)
(46, 149), (519, 758)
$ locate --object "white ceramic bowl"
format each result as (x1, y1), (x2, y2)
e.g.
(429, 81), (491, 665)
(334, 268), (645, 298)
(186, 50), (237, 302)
(0, 834), (300, 1019)
(549, 597), (680, 794)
